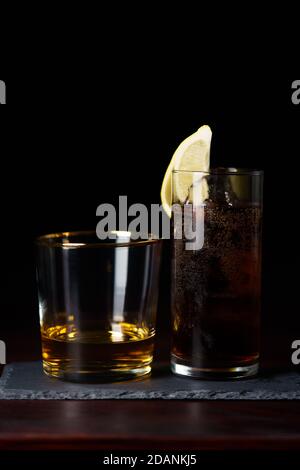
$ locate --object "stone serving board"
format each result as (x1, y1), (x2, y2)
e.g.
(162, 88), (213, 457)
(0, 362), (300, 400)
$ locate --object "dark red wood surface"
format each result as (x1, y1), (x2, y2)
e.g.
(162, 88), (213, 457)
(1, 400), (300, 451)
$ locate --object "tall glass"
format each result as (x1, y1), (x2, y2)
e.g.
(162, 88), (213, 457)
(171, 168), (263, 379)
(36, 231), (161, 382)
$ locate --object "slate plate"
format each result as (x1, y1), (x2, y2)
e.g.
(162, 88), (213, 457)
(0, 362), (300, 400)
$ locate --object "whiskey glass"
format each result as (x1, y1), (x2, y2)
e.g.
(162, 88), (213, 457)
(36, 231), (161, 382)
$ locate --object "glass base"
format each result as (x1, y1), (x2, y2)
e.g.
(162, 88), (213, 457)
(171, 355), (259, 379)
(43, 361), (151, 383)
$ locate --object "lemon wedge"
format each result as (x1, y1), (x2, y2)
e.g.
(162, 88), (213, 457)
(161, 125), (212, 217)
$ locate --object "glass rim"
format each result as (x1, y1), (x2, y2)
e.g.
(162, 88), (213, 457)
(36, 230), (162, 249)
(172, 167), (263, 176)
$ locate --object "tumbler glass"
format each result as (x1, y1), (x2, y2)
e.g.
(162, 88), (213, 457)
(36, 231), (162, 382)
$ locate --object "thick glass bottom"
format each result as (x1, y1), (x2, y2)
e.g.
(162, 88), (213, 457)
(171, 354), (259, 379)
(43, 360), (152, 383)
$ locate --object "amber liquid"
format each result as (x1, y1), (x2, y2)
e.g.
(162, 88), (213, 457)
(42, 321), (155, 382)
(172, 204), (262, 376)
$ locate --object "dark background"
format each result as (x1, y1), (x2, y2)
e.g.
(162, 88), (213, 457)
(0, 73), (299, 363)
